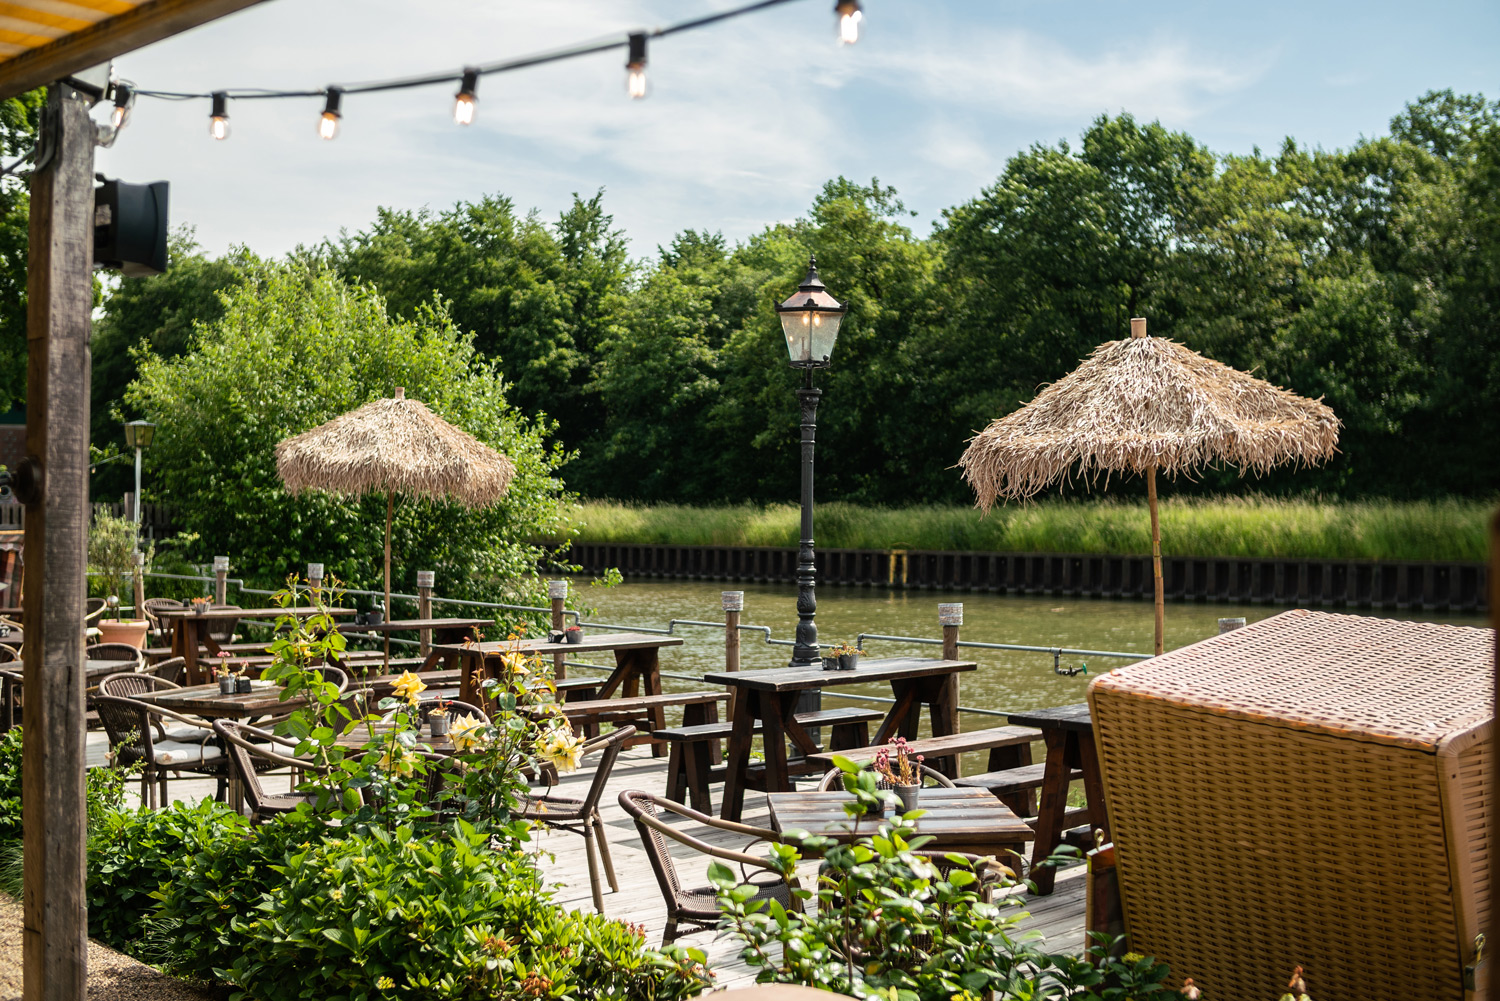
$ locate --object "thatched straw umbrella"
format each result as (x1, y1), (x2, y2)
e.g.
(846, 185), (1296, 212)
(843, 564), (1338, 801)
(959, 318), (1339, 656)
(276, 388), (514, 663)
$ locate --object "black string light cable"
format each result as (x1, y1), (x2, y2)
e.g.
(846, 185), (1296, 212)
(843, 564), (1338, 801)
(119, 0), (862, 139)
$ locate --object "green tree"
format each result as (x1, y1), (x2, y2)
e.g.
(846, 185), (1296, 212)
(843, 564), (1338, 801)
(0, 89), (43, 412)
(124, 261), (570, 601)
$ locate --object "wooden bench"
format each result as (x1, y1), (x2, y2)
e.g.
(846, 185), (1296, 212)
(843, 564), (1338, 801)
(955, 762), (1083, 818)
(527, 691), (730, 750)
(654, 707), (887, 812)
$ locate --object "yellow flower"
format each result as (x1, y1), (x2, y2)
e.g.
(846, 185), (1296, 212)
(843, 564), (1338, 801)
(535, 723), (584, 774)
(449, 713), (489, 752)
(391, 671), (427, 706)
(378, 745), (415, 777)
(499, 651), (530, 677)
(375, 976), (395, 991)
(328, 887), (344, 901)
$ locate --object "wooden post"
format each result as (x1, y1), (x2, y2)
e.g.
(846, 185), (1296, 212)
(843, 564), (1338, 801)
(1132, 317), (1164, 657)
(22, 83), (95, 1001)
(939, 602), (962, 661)
(1488, 506), (1498, 997)
(416, 570), (434, 656)
(306, 562), (323, 605)
(546, 579), (568, 680)
(212, 555), (228, 605)
(722, 591), (743, 718)
(131, 551), (145, 619)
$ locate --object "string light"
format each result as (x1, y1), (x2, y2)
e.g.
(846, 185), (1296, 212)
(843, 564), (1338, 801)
(453, 68), (479, 125)
(626, 33), (647, 99)
(208, 91), (229, 140)
(319, 88), (342, 140)
(110, 83), (133, 130)
(835, 0), (862, 44)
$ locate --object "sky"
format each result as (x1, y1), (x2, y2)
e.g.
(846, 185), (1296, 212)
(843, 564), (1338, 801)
(93, 0), (1500, 263)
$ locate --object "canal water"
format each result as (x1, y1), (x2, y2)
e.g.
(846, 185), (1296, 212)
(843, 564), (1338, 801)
(572, 577), (1489, 717)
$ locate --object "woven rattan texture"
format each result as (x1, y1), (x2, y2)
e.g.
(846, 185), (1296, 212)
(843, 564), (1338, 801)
(1089, 611), (1492, 1001)
(1090, 609), (1491, 750)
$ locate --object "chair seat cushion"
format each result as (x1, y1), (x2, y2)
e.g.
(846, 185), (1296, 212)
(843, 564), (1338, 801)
(159, 723), (212, 743)
(153, 740), (225, 766)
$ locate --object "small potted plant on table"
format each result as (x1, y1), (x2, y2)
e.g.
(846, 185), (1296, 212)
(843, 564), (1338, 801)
(829, 642), (860, 671)
(216, 652), (235, 694)
(875, 737), (924, 813)
(428, 701), (451, 738)
(564, 624), (584, 645)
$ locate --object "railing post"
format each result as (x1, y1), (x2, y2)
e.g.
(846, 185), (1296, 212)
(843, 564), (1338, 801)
(547, 579), (569, 680)
(213, 556), (229, 605)
(306, 562), (324, 604)
(939, 602), (963, 660)
(416, 571), (434, 655)
(132, 552), (145, 619)
(722, 591), (743, 719)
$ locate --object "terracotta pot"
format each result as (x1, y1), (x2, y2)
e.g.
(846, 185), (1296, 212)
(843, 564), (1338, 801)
(97, 619), (149, 648)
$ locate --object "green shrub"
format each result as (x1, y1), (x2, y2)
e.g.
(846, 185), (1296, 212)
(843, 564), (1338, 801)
(87, 799), (251, 948)
(0, 726), (19, 843)
(229, 822), (710, 1001)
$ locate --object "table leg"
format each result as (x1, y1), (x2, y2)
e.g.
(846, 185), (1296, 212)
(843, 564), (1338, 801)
(458, 649), (482, 705)
(179, 620), (202, 686)
(759, 692), (792, 795)
(644, 650), (665, 757)
(871, 686), (919, 745)
(1076, 730), (1109, 841)
(720, 690), (759, 822)
(1028, 728), (1070, 896)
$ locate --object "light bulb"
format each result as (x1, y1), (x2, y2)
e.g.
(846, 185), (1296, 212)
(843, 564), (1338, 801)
(454, 68), (478, 125)
(319, 88), (343, 140)
(626, 32), (648, 99)
(835, 0), (862, 44)
(208, 91), (229, 141)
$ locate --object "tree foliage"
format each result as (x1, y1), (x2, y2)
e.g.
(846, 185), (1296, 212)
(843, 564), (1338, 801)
(123, 262), (570, 601)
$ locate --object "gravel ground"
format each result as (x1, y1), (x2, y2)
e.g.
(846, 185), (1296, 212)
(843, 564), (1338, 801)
(0, 897), (223, 1001)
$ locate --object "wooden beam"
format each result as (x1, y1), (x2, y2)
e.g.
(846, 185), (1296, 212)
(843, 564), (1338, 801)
(0, 0), (270, 101)
(22, 83), (94, 1001)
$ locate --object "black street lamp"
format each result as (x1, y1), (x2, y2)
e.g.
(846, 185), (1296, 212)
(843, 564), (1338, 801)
(775, 256), (847, 667)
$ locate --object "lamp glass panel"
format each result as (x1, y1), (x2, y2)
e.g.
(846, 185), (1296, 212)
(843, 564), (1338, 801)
(808, 311), (842, 364)
(779, 311), (813, 364)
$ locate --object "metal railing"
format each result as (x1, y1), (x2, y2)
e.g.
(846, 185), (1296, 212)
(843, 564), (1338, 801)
(134, 570), (1144, 720)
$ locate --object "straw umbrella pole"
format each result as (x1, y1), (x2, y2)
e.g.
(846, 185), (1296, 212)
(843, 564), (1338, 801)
(958, 318), (1340, 656)
(275, 387), (515, 666)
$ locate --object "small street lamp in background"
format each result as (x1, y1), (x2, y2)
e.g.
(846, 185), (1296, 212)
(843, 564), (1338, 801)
(775, 256), (847, 667)
(123, 419), (156, 528)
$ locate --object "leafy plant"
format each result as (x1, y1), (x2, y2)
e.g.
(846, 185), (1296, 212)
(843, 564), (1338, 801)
(87, 511), (152, 613)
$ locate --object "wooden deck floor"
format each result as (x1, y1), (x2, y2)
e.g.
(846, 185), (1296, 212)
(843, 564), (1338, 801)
(89, 732), (1087, 989)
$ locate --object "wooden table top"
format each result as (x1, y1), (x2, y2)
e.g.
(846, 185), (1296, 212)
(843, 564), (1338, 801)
(704, 656), (977, 694)
(1007, 703), (1092, 731)
(133, 681), (302, 718)
(338, 617), (491, 634)
(767, 788), (1032, 843)
(433, 632), (683, 657)
(332, 720), (462, 754)
(156, 606), (354, 620)
(86, 659), (140, 681)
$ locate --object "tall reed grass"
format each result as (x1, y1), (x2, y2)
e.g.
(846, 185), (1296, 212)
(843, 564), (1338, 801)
(547, 497), (1492, 562)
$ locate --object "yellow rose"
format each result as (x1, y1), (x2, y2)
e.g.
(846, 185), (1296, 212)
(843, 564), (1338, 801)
(535, 723), (584, 774)
(378, 745), (415, 777)
(391, 671), (427, 705)
(449, 713), (489, 752)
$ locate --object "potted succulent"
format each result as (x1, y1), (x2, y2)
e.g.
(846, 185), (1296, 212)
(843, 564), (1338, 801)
(190, 596), (211, 616)
(89, 512), (152, 648)
(830, 641), (860, 671)
(428, 702), (451, 738)
(216, 652), (235, 694)
(875, 737), (924, 813)
(564, 624), (584, 645)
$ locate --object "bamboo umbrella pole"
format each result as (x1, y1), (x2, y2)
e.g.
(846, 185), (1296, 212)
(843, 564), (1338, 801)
(381, 492), (393, 666)
(1147, 464), (1164, 656)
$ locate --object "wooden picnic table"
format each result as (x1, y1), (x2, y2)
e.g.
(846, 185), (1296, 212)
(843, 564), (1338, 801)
(767, 787), (1032, 859)
(705, 656), (977, 822)
(337, 617), (491, 657)
(431, 632), (683, 753)
(132, 680), (307, 721)
(156, 606), (353, 685)
(1006, 703), (1108, 895)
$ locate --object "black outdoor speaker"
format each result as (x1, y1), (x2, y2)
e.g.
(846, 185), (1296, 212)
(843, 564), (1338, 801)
(94, 179), (168, 276)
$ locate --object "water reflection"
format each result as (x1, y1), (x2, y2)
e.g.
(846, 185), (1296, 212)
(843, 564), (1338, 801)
(574, 577), (1487, 715)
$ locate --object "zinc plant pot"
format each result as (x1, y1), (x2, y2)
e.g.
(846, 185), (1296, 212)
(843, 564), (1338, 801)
(565, 630), (584, 645)
(895, 783), (921, 813)
(837, 652), (860, 671)
(430, 715), (451, 738)
(219, 676), (236, 695)
(97, 619), (149, 649)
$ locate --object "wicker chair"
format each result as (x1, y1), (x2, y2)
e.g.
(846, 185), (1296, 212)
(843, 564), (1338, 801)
(90, 643), (146, 670)
(619, 788), (801, 945)
(97, 672), (219, 747)
(814, 764), (956, 791)
(95, 693), (231, 807)
(84, 597), (107, 626)
(0, 667), (20, 734)
(206, 604), (242, 645)
(214, 719), (327, 823)
(520, 725), (635, 913)
(152, 656), (188, 685)
(141, 597), (183, 646)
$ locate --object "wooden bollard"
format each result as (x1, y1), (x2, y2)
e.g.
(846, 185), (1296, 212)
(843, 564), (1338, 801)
(132, 551), (145, 620)
(213, 555), (229, 605)
(306, 562), (324, 604)
(417, 571), (435, 654)
(547, 579), (569, 680)
(939, 602), (963, 661)
(722, 590), (744, 743)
